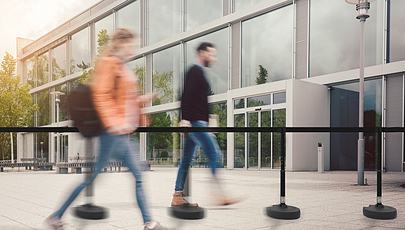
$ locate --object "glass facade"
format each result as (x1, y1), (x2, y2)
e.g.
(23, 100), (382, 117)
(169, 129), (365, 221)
(55, 84), (69, 122)
(94, 14), (114, 54)
(37, 89), (51, 126)
(234, 113), (245, 168)
(70, 27), (90, 74)
(186, 0), (222, 30)
(37, 52), (49, 86)
(186, 28), (229, 95)
(127, 58), (145, 95)
(241, 5), (293, 87)
(117, 1), (140, 48)
(310, 0), (383, 77)
(152, 45), (181, 105)
(390, 0), (405, 62)
(247, 94), (271, 107)
(25, 56), (36, 89)
(234, 98), (245, 109)
(272, 109), (285, 168)
(148, 0), (181, 45)
(234, 0), (266, 12)
(51, 43), (66, 81)
(273, 92), (286, 104)
(330, 79), (382, 170)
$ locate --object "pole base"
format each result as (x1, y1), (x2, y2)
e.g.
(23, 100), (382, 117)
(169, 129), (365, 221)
(169, 205), (205, 220)
(74, 204), (109, 220)
(266, 204), (300, 220)
(363, 204), (397, 220)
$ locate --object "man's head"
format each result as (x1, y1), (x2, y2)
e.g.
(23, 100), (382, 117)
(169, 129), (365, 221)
(197, 42), (217, 67)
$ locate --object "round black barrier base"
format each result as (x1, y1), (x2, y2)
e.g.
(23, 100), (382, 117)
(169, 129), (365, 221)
(266, 204), (300, 220)
(169, 205), (205, 220)
(363, 204), (397, 220)
(74, 204), (109, 220)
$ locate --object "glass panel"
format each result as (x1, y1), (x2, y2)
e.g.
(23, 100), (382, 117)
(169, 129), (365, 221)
(234, 113), (245, 168)
(273, 92), (286, 104)
(70, 27), (90, 74)
(25, 56), (36, 89)
(234, 0), (266, 12)
(247, 94), (271, 107)
(117, 1), (140, 48)
(38, 89), (51, 126)
(186, 28), (229, 94)
(234, 98), (245, 109)
(209, 102), (227, 167)
(186, 0), (222, 30)
(147, 110), (180, 165)
(261, 110), (271, 168)
(390, 0), (405, 62)
(37, 133), (49, 161)
(127, 58), (145, 95)
(241, 5), (293, 87)
(59, 135), (69, 163)
(248, 112), (258, 168)
(51, 43), (66, 81)
(330, 79), (382, 170)
(152, 45), (181, 105)
(37, 52), (49, 86)
(55, 84), (68, 122)
(95, 14), (114, 54)
(310, 0), (383, 77)
(31, 95), (36, 127)
(272, 109), (285, 168)
(148, 0), (181, 44)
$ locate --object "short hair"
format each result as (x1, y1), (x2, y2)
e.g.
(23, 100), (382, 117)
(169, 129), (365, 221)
(197, 42), (215, 53)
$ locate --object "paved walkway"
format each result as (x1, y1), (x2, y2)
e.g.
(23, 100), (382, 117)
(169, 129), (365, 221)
(0, 167), (404, 229)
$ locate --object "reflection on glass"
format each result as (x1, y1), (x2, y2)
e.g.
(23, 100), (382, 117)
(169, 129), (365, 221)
(37, 53), (49, 86)
(273, 92), (286, 104)
(234, 98), (245, 109)
(152, 45), (181, 105)
(186, 29), (228, 94)
(95, 14), (114, 54)
(234, 113), (245, 168)
(31, 95), (36, 127)
(186, 0), (222, 30)
(248, 112), (258, 168)
(272, 109), (285, 168)
(247, 94), (271, 107)
(147, 110), (180, 165)
(70, 27), (90, 74)
(55, 84), (68, 122)
(127, 58), (145, 95)
(148, 0), (181, 44)
(37, 133), (49, 161)
(310, 0), (383, 76)
(38, 89), (51, 126)
(330, 79), (382, 170)
(117, 1), (140, 48)
(209, 102), (227, 167)
(261, 110), (271, 168)
(390, 0), (405, 62)
(52, 44), (66, 81)
(25, 56), (36, 89)
(241, 5), (293, 87)
(234, 0), (266, 12)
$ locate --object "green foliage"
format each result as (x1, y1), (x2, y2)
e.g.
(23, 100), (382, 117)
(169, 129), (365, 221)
(0, 52), (38, 160)
(255, 64), (268, 85)
(152, 70), (181, 105)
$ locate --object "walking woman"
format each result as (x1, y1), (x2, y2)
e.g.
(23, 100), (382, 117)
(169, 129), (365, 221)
(44, 28), (169, 230)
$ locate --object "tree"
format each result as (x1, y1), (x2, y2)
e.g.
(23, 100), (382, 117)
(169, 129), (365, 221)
(0, 52), (38, 160)
(255, 64), (268, 85)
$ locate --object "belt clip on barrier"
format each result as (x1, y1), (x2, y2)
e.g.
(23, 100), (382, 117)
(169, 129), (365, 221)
(266, 127), (300, 219)
(363, 127), (397, 219)
(74, 137), (109, 219)
(170, 132), (205, 220)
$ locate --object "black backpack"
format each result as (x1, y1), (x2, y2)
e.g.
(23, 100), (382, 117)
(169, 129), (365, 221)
(67, 84), (103, 137)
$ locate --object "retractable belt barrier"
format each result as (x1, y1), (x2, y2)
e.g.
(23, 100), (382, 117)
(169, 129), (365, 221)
(1, 126), (402, 220)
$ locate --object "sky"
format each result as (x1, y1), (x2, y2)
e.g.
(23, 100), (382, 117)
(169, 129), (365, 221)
(0, 0), (100, 67)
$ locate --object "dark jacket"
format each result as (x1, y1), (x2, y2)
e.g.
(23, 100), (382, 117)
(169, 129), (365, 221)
(181, 65), (209, 122)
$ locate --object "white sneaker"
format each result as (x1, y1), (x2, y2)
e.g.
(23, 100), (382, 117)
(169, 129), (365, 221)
(43, 215), (64, 230)
(144, 221), (170, 230)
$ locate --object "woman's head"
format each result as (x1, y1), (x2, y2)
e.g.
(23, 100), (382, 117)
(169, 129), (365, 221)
(106, 28), (137, 60)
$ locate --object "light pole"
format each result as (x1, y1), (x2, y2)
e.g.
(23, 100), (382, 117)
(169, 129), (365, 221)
(345, 0), (375, 186)
(51, 91), (64, 170)
(40, 141), (43, 159)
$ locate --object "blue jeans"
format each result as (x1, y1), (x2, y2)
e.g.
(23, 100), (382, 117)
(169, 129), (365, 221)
(175, 120), (220, 192)
(54, 130), (152, 224)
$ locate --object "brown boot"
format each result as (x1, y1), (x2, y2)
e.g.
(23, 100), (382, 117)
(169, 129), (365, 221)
(171, 193), (198, 207)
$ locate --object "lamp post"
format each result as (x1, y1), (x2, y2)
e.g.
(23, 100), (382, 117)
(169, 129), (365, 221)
(50, 91), (65, 170)
(344, 0), (376, 186)
(40, 141), (43, 159)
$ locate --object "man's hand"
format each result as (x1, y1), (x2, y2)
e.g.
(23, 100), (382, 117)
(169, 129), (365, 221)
(179, 120), (191, 127)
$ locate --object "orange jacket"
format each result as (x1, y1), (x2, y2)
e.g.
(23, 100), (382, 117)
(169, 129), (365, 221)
(91, 56), (139, 134)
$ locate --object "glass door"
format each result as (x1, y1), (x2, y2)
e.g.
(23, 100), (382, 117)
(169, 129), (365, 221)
(247, 112), (258, 169)
(261, 110), (272, 168)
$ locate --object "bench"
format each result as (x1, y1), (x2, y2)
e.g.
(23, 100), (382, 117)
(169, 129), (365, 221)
(20, 158), (49, 170)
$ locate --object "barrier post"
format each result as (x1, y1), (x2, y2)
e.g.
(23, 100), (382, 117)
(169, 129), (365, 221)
(363, 127), (397, 219)
(266, 127), (300, 219)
